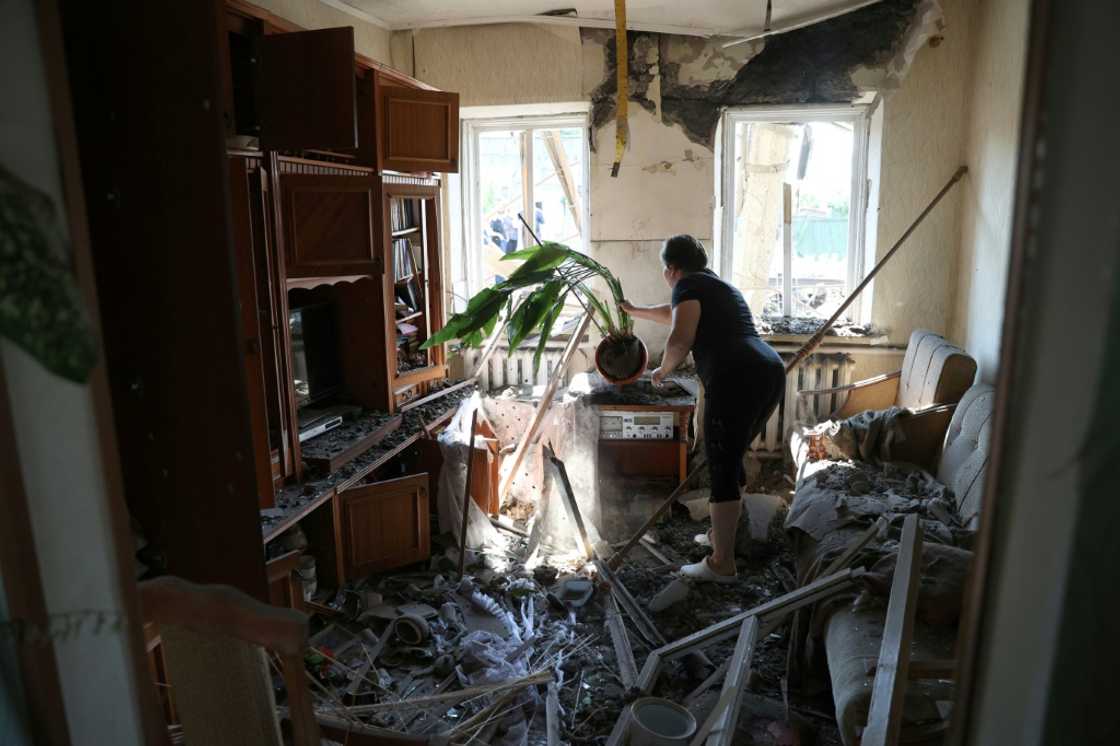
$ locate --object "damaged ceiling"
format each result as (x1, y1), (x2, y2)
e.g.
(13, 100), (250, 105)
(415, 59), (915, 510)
(339, 0), (900, 37)
(586, 0), (923, 148)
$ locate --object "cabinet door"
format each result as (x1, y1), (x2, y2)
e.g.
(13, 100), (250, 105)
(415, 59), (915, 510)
(377, 83), (460, 173)
(259, 27), (356, 151)
(279, 174), (383, 277)
(339, 474), (430, 577)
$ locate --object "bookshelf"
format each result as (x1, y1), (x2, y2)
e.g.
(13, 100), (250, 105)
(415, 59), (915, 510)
(383, 179), (447, 406)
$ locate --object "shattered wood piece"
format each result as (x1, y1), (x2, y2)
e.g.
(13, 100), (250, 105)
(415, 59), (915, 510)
(691, 616), (759, 746)
(862, 515), (923, 746)
(655, 568), (861, 661)
(546, 681), (561, 746)
(345, 670), (553, 714)
(606, 594), (638, 689)
(821, 516), (888, 578)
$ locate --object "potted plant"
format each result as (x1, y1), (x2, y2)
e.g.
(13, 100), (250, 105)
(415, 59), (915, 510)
(422, 242), (647, 384)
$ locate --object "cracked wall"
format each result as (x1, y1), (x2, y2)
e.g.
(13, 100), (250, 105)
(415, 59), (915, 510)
(409, 0), (979, 357)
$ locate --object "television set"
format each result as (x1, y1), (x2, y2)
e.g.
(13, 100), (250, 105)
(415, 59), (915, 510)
(289, 301), (343, 409)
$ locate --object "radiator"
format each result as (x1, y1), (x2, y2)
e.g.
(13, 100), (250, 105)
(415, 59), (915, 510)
(463, 342), (589, 392)
(749, 351), (855, 456)
(465, 344), (854, 458)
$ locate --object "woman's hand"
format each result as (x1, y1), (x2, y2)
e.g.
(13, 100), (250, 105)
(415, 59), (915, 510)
(650, 366), (666, 387)
(619, 299), (638, 315)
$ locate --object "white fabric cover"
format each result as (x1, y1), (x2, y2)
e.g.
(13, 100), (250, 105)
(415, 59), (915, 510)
(937, 384), (996, 529)
(897, 329), (977, 409)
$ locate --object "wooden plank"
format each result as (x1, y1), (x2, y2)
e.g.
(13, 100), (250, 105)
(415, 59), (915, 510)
(862, 515), (924, 746)
(656, 568), (861, 660)
(498, 312), (591, 499)
(458, 410), (479, 577)
(606, 594), (638, 689)
(399, 378), (475, 413)
(700, 616), (760, 746)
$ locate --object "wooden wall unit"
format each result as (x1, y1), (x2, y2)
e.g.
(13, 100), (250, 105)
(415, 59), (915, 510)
(279, 173), (382, 277)
(61, 0), (268, 599)
(339, 474), (431, 577)
(259, 27), (357, 151)
(63, 0), (460, 616)
(376, 82), (460, 173)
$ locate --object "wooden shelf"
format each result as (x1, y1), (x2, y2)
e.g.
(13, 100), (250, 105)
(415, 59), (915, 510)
(287, 274), (370, 291)
(391, 226), (420, 237)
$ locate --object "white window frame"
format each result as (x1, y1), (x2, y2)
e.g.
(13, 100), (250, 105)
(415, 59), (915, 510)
(716, 104), (872, 321)
(460, 113), (592, 298)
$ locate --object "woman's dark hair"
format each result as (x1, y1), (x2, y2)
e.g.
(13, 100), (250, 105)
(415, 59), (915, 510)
(661, 234), (709, 272)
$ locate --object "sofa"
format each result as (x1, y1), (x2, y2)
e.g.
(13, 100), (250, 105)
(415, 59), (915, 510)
(786, 331), (993, 744)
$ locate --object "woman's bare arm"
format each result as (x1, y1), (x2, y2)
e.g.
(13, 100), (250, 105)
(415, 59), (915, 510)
(619, 301), (672, 325)
(652, 299), (700, 384)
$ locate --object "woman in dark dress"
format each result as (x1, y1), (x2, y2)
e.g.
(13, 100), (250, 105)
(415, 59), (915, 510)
(621, 235), (786, 582)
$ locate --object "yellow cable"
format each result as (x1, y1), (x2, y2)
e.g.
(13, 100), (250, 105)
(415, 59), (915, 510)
(611, 0), (628, 177)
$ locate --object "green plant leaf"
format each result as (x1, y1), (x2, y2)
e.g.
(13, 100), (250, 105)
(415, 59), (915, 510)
(422, 286), (508, 348)
(507, 282), (564, 352)
(532, 290), (569, 375)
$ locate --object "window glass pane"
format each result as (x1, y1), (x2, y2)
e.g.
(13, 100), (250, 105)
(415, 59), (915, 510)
(531, 128), (585, 247)
(729, 118), (854, 320)
(730, 121), (788, 318)
(790, 121), (853, 319)
(477, 129), (525, 287)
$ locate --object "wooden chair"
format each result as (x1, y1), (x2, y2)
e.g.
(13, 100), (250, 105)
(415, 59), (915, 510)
(139, 576), (319, 746)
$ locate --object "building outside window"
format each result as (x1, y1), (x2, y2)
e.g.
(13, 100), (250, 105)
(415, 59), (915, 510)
(718, 105), (873, 322)
(459, 115), (590, 299)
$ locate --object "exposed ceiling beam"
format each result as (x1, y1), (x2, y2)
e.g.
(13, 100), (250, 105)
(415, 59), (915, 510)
(317, 0), (390, 30)
(399, 14), (720, 38)
(720, 0), (885, 46)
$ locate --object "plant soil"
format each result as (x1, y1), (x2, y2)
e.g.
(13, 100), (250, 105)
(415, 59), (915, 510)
(597, 335), (646, 381)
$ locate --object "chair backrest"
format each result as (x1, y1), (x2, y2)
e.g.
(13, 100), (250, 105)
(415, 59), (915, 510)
(139, 576), (319, 746)
(937, 384), (996, 530)
(896, 330), (977, 409)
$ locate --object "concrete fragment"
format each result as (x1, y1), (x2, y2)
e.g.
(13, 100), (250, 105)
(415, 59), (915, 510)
(736, 492), (789, 559)
(648, 578), (692, 612)
(679, 488), (712, 520)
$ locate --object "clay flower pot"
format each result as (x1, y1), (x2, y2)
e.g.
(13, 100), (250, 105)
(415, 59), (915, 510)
(595, 335), (648, 385)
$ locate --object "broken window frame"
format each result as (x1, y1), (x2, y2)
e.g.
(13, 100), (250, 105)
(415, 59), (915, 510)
(716, 103), (875, 325)
(458, 112), (592, 303)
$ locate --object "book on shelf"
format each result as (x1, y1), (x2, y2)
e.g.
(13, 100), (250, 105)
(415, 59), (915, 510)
(390, 199), (417, 233)
(393, 238), (415, 280)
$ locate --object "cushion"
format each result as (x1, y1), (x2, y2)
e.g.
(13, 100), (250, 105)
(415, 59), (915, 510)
(937, 384), (996, 529)
(897, 330), (977, 410)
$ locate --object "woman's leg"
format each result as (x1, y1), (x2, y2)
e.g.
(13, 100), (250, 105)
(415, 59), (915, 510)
(707, 499), (741, 575)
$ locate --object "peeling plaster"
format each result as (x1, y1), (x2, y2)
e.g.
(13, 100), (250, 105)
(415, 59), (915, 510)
(584, 0), (921, 149)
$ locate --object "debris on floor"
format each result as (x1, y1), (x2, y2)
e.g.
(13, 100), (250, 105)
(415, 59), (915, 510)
(286, 448), (845, 746)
